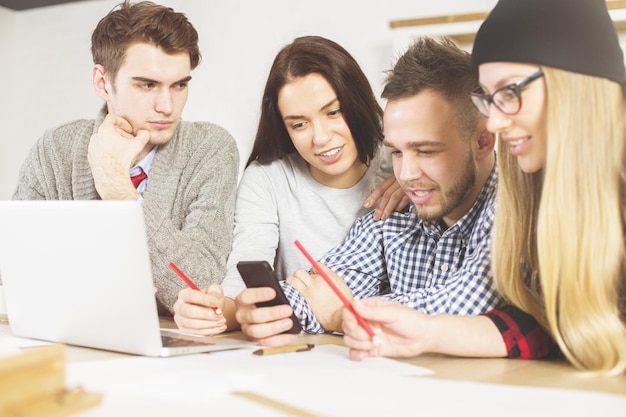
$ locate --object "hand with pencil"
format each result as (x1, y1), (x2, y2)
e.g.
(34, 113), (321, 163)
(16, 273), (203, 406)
(235, 241), (381, 347)
(286, 263), (352, 333)
(170, 263), (231, 336)
(293, 241), (380, 344)
(341, 297), (435, 361)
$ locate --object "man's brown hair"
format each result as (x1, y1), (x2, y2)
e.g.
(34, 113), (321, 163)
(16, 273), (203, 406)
(91, 1), (201, 83)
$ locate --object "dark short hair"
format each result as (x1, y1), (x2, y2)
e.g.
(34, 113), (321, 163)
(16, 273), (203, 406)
(91, 1), (201, 83)
(248, 35), (383, 166)
(383, 37), (480, 135)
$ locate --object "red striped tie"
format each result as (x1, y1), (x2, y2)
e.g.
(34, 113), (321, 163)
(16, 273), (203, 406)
(130, 169), (147, 188)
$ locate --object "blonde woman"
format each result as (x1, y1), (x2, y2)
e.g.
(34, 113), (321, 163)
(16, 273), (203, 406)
(342, 0), (626, 374)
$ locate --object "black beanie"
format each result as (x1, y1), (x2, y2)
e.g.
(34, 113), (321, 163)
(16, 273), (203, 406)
(471, 0), (625, 85)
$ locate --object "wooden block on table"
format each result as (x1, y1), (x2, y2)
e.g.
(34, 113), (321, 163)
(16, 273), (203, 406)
(0, 344), (102, 417)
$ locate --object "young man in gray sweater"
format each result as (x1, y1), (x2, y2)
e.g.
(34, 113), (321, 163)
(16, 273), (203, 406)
(12, 1), (239, 316)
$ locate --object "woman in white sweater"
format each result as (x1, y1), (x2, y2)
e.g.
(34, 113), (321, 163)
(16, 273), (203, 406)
(173, 36), (407, 334)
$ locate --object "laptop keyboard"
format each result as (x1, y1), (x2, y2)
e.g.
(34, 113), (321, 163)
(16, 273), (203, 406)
(161, 334), (215, 348)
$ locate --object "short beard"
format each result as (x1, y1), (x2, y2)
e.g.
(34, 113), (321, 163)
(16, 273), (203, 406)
(413, 150), (477, 222)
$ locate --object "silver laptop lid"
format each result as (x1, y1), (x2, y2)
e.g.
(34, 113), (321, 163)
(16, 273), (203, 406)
(0, 200), (165, 356)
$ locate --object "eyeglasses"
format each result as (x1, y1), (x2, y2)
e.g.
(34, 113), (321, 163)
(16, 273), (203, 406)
(470, 69), (544, 116)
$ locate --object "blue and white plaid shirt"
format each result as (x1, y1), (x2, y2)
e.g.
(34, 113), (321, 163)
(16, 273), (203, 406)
(282, 165), (502, 333)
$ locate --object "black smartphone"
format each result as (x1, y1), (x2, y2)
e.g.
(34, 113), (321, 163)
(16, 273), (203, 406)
(236, 260), (302, 334)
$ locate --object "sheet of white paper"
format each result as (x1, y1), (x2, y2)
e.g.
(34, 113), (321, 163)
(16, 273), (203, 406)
(0, 346), (21, 359)
(66, 344), (626, 417)
(0, 323), (53, 350)
(0, 285), (7, 315)
(252, 361), (626, 416)
(66, 344), (429, 415)
(0, 324), (57, 363)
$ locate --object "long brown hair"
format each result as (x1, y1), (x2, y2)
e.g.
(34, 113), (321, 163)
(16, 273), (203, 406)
(247, 35), (382, 166)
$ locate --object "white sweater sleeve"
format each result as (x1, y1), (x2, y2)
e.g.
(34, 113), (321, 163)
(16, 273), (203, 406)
(221, 162), (280, 299)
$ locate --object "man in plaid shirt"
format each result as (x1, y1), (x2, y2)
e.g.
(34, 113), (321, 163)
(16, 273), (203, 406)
(236, 37), (502, 344)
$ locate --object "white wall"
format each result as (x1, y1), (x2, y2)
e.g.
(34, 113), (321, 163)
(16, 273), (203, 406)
(0, 6), (16, 200)
(0, 0), (497, 199)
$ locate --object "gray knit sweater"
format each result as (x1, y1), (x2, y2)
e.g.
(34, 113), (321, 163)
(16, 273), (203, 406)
(12, 110), (239, 314)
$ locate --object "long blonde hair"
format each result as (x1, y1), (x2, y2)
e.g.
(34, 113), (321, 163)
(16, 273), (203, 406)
(492, 67), (626, 374)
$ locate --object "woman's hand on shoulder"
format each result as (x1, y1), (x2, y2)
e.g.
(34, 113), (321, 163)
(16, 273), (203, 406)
(363, 175), (409, 221)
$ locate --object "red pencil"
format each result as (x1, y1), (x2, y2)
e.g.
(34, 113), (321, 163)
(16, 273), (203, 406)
(168, 262), (221, 315)
(294, 240), (379, 343)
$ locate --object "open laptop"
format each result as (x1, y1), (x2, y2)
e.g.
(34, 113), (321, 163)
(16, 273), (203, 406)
(0, 200), (255, 357)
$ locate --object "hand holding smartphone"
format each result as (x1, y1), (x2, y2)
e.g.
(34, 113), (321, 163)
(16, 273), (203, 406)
(236, 261), (302, 334)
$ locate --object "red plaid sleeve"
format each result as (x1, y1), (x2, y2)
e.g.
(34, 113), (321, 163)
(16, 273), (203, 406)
(483, 305), (559, 359)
